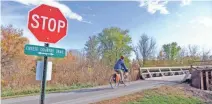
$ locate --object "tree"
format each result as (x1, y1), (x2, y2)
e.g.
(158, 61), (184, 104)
(162, 44), (171, 59)
(201, 48), (211, 61)
(156, 50), (164, 60)
(134, 34), (156, 66)
(1, 25), (29, 66)
(188, 44), (200, 61)
(97, 27), (132, 67)
(179, 47), (187, 58)
(188, 45), (199, 57)
(1, 25), (36, 87)
(133, 45), (142, 67)
(162, 42), (181, 60)
(84, 35), (99, 66)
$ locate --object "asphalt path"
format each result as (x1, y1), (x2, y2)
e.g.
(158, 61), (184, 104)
(2, 75), (186, 104)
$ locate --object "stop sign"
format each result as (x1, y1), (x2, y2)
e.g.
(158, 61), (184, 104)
(28, 4), (68, 43)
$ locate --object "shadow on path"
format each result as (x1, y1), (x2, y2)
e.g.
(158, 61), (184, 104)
(50, 87), (113, 94)
(72, 87), (113, 93)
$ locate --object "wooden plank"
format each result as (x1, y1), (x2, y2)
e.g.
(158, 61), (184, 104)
(206, 71), (209, 90)
(142, 73), (150, 75)
(200, 71), (204, 90)
(181, 68), (185, 74)
(210, 71), (212, 85)
(147, 69), (152, 78)
(159, 68), (164, 76)
(210, 71), (212, 89)
(169, 68), (175, 76)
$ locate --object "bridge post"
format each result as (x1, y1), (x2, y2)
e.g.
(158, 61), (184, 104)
(159, 68), (164, 76)
(206, 72), (209, 90)
(181, 68), (185, 74)
(200, 71), (204, 90)
(169, 68), (174, 76)
(147, 68), (152, 78)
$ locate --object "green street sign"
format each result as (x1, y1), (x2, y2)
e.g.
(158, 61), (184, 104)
(24, 44), (66, 58)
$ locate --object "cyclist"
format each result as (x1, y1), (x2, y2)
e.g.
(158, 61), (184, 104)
(114, 56), (128, 83)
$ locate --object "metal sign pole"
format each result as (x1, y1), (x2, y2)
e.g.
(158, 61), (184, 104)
(40, 43), (49, 104)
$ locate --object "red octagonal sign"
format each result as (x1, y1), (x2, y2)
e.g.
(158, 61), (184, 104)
(28, 4), (68, 43)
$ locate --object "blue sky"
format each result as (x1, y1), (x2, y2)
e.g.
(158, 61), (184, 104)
(1, 0), (212, 59)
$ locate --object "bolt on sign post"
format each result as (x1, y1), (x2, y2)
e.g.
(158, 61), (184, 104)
(27, 4), (68, 104)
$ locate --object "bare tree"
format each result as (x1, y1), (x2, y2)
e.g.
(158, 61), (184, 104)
(178, 47), (188, 64)
(135, 34), (156, 66)
(179, 47), (187, 58)
(188, 45), (200, 61)
(188, 45), (199, 57)
(201, 48), (211, 61)
(133, 45), (142, 67)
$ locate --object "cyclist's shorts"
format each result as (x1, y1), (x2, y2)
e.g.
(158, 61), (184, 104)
(114, 69), (122, 72)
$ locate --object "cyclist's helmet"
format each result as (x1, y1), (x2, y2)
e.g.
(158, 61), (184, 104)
(120, 56), (124, 59)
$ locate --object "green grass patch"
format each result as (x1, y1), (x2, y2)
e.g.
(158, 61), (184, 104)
(126, 86), (204, 104)
(127, 94), (204, 104)
(1, 83), (95, 99)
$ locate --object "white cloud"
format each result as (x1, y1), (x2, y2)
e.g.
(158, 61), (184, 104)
(139, 0), (169, 14)
(81, 20), (92, 24)
(189, 16), (212, 28)
(181, 0), (192, 6)
(13, 0), (88, 23)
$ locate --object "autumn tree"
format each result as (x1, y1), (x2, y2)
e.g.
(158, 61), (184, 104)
(1, 25), (36, 88)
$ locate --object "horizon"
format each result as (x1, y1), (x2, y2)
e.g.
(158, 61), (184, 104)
(1, 0), (212, 60)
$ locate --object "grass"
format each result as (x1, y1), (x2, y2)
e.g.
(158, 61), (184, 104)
(126, 86), (204, 104)
(127, 94), (203, 104)
(94, 86), (206, 104)
(1, 83), (95, 99)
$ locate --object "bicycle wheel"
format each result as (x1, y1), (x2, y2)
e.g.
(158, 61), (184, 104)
(123, 73), (131, 86)
(109, 74), (120, 89)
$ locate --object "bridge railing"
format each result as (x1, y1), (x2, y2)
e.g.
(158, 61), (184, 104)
(140, 66), (191, 79)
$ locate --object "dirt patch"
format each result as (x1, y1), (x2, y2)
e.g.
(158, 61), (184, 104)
(92, 84), (212, 104)
(177, 84), (212, 103)
(91, 91), (144, 104)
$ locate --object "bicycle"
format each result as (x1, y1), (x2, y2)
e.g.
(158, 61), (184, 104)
(109, 70), (131, 88)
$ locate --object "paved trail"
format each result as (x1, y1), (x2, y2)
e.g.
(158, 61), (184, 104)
(2, 75), (185, 104)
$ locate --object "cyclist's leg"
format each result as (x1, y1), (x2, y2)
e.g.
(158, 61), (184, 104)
(117, 69), (124, 82)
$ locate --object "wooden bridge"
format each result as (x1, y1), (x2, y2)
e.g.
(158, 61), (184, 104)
(138, 65), (212, 91)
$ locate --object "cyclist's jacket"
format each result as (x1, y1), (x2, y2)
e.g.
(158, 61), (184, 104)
(114, 59), (128, 72)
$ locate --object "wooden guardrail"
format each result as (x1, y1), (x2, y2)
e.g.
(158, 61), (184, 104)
(140, 65), (212, 79)
(139, 65), (212, 91)
(140, 66), (190, 79)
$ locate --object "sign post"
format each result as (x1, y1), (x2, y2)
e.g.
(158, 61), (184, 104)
(27, 4), (68, 104)
(40, 43), (49, 104)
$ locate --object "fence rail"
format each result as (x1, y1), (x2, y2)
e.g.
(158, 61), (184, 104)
(140, 66), (190, 79)
(140, 65), (212, 79)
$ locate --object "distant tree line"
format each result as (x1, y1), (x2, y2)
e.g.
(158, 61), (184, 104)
(84, 27), (212, 68)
